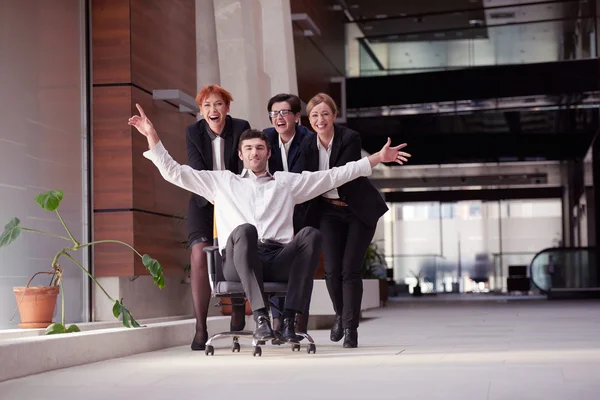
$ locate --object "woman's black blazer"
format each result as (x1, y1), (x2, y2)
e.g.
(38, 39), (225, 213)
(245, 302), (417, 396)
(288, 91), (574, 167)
(298, 124), (389, 228)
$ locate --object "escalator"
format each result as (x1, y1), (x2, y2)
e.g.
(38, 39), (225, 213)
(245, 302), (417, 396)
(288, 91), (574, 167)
(529, 247), (600, 299)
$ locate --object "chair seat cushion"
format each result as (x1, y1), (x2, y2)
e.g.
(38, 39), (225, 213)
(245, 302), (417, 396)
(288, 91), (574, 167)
(215, 281), (288, 295)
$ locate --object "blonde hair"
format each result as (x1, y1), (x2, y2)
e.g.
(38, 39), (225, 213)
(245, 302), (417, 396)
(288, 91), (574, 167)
(306, 93), (338, 116)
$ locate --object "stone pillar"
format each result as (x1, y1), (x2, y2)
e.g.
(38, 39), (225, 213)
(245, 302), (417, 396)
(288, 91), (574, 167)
(261, 0), (298, 95)
(196, 0), (221, 89)
(213, 0), (298, 129)
(91, 0), (196, 321)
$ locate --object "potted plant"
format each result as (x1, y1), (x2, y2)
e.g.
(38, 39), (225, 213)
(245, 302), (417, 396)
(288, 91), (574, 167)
(0, 190), (165, 334)
(361, 241), (389, 305)
(410, 269), (423, 297)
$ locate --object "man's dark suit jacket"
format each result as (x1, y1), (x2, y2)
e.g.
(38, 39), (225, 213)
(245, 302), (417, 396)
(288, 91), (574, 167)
(264, 124), (312, 173)
(298, 124), (389, 229)
(186, 116), (251, 208)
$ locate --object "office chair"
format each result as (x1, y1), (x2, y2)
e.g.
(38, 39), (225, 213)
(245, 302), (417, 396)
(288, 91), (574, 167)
(203, 216), (316, 357)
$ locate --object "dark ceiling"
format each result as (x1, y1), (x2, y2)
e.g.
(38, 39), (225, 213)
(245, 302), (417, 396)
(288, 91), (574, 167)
(329, 0), (598, 165)
(345, 0), (489, 42)
(348, 108), (597, 165)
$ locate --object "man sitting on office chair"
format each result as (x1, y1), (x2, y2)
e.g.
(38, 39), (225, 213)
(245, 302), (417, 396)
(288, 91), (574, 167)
(129, 104), (410, 343)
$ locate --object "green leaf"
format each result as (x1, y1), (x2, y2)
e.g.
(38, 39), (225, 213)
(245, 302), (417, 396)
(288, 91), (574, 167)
(66, 324), (81, 333)
(112, 299), (121, 319)
(35, 190), (64, 212)
(122, 308), (130, 328)
(45, 323), (67, 335)
(112, 299), (143, 329)
(0, 218), (21, 248)
(129, 314), (141, 328)
(142, 254), (164, 288)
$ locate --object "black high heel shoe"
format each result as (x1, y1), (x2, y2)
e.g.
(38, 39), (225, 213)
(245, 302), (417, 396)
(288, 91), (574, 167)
(191, 330), (208, 351)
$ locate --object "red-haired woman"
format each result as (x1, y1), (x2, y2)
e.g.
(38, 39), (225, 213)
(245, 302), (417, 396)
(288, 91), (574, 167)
(187, 85), (250, 351)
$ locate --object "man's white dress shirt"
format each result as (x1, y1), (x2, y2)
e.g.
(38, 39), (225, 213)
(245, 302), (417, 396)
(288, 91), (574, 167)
(143, 142), (372, 252)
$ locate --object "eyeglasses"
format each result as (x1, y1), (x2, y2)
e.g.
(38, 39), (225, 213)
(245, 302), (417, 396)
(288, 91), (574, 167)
(268, 109), (294, 118)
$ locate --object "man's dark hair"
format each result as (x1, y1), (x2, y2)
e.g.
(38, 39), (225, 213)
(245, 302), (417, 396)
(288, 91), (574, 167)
(267, 93), (302, 114)
(239, 129), (271, 151)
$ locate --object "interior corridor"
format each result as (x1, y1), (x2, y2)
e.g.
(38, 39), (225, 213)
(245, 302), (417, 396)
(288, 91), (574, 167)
(1, 298), (599, 400)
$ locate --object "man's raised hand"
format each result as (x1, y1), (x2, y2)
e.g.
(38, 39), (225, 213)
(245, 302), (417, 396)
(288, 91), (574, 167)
(378, 138), (411, 165)
(128, 104), (159, 148)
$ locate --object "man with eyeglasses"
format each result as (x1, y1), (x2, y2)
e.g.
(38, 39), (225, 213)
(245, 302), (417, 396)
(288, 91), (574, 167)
(264, 93), (312, 177)
(263, 93), (313, 340)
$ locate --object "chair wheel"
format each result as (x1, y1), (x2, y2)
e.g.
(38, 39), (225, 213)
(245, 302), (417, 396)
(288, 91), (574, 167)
(292, 344), (301, 352)
(232, 342), (240, 352)
(307, 343), (316, 354)
(252, 346), (262, 357)
(205, 345), (214, 356)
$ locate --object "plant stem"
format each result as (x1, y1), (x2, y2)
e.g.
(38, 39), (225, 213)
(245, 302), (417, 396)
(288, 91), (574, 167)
(50, 249), (66, 286)
(77, 240), (143, 258)
(60, 280), (65, 327)
(63, 252), (115, 302)
(21, 228), (72, 242)
(55, 210), (79, 246)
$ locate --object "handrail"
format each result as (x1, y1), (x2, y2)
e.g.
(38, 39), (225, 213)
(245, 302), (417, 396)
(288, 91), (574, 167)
(528, 246), (597, 294)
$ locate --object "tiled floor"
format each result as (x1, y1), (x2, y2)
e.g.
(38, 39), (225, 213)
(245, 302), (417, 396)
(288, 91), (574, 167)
(1, 297), (599, 400)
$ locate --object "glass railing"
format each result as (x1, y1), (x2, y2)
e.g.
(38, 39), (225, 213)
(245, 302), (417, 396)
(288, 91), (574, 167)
(355, 15), (596, 77)
(529, 247), (598, 293)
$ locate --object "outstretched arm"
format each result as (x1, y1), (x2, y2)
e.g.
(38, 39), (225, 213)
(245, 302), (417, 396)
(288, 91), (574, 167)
(129, 104), (223, 201)
(289, 138), (411, 204)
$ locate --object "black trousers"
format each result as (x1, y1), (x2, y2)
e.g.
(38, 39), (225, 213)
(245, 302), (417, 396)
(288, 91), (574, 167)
(320, 202), (376, 329)
(222, 224), (321, 314)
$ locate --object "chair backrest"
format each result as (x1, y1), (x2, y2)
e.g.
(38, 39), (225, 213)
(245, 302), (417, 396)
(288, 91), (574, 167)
(206, 207), (225, 293)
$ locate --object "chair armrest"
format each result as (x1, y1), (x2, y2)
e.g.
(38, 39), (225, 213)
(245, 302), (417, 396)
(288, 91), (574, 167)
(203, 246), (219, 255)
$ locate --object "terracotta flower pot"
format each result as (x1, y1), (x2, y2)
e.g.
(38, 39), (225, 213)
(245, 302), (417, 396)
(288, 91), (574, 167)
(13, 286), (59, 329)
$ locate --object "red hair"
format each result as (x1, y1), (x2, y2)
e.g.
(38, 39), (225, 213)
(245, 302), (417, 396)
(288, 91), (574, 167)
(195, 84), (234, 106)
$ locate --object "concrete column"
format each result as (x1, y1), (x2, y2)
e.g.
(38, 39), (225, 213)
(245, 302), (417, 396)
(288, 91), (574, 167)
(261, 0), (298, 95)
(213, 0), (299, 129)
(196, 0), (221, 88)
(213, 0), (269, 128)
(195, 0), (221, 121)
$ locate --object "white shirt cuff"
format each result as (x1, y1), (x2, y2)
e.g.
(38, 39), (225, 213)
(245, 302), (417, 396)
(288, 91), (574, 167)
(143, 141), (166, 161)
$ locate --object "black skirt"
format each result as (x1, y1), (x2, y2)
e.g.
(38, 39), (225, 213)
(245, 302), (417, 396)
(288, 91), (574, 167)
(187, 196), (214, 245)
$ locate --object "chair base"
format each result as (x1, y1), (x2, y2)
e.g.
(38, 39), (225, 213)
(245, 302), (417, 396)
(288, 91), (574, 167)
(204, 330), (317, 356)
